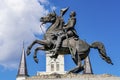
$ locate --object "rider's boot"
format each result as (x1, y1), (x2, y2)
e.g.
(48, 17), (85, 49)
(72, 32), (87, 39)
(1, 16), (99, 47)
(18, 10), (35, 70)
(50, 37), (62, 58)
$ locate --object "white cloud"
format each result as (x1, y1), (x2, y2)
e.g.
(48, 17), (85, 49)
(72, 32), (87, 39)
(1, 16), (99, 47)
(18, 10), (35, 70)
(0, 0), (49, 69)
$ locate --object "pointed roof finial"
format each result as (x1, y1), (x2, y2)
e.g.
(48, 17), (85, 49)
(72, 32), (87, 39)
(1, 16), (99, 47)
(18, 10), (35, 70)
(17, 42), (28, 78)
(83, 55), (93, 74)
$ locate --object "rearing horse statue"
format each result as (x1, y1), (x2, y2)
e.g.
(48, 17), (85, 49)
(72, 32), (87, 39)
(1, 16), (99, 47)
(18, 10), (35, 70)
(26, 10), (113, 73)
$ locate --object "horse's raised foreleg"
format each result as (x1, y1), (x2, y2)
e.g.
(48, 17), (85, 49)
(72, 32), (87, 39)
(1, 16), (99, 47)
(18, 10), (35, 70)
(68, 53), (84, 73)
(26, 39), (49, 56)
(33, 46), (46, 63)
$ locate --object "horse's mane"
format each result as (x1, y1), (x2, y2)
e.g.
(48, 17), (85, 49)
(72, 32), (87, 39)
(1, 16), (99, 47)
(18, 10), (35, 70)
(46, 16), (61, 33)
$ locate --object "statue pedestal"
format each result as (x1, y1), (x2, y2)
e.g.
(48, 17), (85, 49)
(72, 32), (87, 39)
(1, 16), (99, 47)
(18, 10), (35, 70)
(26, 73), (120, 80)
(37, 71), (67, 75)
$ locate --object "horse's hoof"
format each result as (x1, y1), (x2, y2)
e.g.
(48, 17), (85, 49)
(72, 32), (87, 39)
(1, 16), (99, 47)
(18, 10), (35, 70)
(26, 49), (31, 56)
(34, 58), (39, 64)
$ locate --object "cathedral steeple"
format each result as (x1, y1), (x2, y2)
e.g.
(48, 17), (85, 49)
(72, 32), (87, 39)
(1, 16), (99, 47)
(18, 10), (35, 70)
(16, 42), (28, 80)
(83, 55), (93, 74)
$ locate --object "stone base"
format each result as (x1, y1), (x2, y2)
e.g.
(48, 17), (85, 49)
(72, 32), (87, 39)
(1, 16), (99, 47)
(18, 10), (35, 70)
(37, 71), (67, 75)
(26, 73), (120, 80)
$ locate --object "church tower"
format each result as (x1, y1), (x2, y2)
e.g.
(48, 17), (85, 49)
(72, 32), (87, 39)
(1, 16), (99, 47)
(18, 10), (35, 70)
(46, 54), (65, 74)
(16, 43), (28, 80)
(37, 52), (65, 75)
(83, 55), (93, 74)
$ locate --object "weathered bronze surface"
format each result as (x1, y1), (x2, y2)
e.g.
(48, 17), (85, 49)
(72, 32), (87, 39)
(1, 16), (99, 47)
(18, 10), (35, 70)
(26, 8), (113, 73)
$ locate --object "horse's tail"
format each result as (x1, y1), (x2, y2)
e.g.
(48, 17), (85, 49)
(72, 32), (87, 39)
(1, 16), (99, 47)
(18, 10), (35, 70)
(90, 42), (113, 65)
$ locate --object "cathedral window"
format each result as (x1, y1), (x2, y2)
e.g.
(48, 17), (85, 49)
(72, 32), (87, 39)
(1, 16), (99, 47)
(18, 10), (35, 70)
(51, 63), (54, 71)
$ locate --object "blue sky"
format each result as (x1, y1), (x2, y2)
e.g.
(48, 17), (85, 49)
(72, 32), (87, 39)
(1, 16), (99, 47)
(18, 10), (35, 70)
(0, 0), (120, 80)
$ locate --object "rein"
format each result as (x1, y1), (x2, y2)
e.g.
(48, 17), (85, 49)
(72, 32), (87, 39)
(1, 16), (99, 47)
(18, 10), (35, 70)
(39, 23), (46, 34)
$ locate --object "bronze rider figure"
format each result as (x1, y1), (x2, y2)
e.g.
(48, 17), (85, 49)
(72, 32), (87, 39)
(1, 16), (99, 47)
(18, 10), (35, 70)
(50, 11), (79, 58)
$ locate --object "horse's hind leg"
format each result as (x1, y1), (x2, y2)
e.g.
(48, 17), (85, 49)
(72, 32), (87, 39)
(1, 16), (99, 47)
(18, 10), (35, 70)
(26, 40), (48, 55)
(33, 46), (45, 63)
(68, 53), (84, 73)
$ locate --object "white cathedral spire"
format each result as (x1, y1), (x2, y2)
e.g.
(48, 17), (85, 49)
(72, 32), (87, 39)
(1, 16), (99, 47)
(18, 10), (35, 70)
(16, 42), (28, 80)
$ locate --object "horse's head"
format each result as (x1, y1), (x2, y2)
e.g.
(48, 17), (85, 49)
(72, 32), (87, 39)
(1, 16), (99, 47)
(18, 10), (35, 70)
(40, 11), (56, 24)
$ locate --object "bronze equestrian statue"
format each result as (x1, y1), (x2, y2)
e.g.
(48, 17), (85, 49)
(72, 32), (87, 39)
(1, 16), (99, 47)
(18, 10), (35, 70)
(26, 8), (113, 73)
